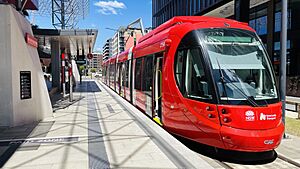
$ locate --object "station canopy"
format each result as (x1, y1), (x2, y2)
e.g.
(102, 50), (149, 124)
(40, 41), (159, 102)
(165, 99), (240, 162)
(4, 0), (38, 10)
(33, 28), (98, 57)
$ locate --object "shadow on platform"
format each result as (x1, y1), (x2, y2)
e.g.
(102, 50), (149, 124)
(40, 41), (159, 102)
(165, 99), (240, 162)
(174, 135), (277, 165)
(51, 94), (84, 112)
(0, 121), (54, 168)
(50, 81), (101, 112)
(75, 81), (101, 93)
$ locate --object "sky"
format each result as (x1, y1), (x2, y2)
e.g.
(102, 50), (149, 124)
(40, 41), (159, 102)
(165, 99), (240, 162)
(29, 0), (153, 52)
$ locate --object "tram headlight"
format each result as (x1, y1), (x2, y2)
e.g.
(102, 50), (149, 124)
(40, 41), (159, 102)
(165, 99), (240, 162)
(221, 109), (227, 114)
(223, 117), (231, 123)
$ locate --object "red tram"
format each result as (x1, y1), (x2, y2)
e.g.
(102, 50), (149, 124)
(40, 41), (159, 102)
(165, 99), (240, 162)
(102, 16), (284, 152)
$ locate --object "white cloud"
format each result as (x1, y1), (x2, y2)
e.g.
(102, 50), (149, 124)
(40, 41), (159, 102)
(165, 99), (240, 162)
(95, 47), (102, 52)
(94, 1), (126, 15)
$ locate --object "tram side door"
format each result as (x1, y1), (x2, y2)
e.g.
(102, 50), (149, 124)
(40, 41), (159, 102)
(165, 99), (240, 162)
(118, 63), (122, 94)
(153, 55), (163, 121)
(120, 63), (125, 97)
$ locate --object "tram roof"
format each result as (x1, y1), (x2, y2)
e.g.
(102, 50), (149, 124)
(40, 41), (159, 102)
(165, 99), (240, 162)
(118, 50), (129, 63)
(105, 16), (255, 63)
(138, 16), (252, 44)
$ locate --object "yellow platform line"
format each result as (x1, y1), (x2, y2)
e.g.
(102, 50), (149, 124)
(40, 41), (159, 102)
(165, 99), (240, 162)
(153, 117), (163, 126)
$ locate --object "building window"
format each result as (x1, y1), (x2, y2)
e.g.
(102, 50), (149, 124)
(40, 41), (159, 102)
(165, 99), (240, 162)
(249, 16), (267, 35)
(274, 10), (292, 32)
(273, 40), (291, 75)
(274, 40), (291, 51)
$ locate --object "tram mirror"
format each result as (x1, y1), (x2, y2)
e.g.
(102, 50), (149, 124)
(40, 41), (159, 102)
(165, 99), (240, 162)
(165, 39), (172, 47)
(250, 82), (256, 89)
(200, 81), (209, 96)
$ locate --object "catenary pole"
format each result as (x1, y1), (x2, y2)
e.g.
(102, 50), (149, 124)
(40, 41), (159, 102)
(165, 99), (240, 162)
(280, 0), (288, 138)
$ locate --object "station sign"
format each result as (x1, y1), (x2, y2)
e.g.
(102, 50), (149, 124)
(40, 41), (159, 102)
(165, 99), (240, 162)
(87, 53), (93, 60)
(25, 33), (38, 48)
(76, 60), (86, 64)
(61, 53), (69, 60)
(20, 71), (31, 100)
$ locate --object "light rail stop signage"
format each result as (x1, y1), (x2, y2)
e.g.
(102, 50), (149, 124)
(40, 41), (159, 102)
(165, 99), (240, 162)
(87, 53), (93, 60)
(20, 71), (31, 100)
(25, 33), (38, 48)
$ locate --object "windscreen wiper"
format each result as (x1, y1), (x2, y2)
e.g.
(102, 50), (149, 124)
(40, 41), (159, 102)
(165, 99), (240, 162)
(215, 58), (262, 107)
(216, 58), (229, 103)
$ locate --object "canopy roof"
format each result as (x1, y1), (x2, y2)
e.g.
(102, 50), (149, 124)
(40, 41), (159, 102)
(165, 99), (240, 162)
(33, 28), (98, 56)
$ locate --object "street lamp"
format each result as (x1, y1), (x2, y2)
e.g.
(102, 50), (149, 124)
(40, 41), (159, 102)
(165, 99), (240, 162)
(280, 0), (288, 138)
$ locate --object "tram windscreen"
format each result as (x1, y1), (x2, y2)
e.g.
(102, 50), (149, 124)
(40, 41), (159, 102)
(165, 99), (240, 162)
(201, 28), (278, 102)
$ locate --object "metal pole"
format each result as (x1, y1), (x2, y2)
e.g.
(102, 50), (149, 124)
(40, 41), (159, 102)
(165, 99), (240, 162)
(280, 0), (288, 138)
(133, 32), (137, 46)
(20, 0), (29, 11)
(62, 58), (66, 97)
(69, 58), (73, 102)
(61, 0), (65, 29)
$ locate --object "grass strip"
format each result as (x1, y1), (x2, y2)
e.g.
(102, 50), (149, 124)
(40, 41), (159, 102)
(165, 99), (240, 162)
(286, 117), (300, 137)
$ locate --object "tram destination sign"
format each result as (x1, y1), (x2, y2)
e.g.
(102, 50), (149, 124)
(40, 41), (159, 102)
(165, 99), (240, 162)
(76, 60), (87, 64)
(20, 71), (31, 100)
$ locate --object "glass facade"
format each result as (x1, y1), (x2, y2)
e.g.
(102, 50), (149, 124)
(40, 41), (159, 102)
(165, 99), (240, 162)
(249, 16), (267, 35)
(274, 11), (291, 32)
(152, 0), (223, 28)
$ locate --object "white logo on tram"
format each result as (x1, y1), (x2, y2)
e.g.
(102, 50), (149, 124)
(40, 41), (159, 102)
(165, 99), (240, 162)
(260, 113), (276, 121)
(264, 139), (274, 145)
(245, 110), (255, 121)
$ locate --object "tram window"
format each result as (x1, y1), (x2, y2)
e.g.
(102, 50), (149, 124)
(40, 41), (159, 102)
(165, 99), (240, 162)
(135, 58), (143, 90)
(109, 64), (115, 83)
(120, 63), (125, 87)
(142, 55), (153, 94)
(187, 49), (212, 99)
(116, 63), (121, 84)
(124, 61), (129, 87)
(102, 66), (105, 76)
(175, 50), (185, 93)
(175, 48), (212, 100)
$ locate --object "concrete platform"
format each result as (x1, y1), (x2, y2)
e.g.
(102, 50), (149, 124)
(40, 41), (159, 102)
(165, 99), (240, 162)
(0, 80), (213, 169)
(277, 134), (300, 165)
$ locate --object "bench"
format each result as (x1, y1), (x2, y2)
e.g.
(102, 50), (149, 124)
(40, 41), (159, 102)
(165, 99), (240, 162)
(286, 97), (300, 119)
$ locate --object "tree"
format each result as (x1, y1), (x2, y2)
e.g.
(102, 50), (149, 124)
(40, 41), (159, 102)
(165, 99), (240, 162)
(90, 68), (96, 73)
(79, 65), (85, 72)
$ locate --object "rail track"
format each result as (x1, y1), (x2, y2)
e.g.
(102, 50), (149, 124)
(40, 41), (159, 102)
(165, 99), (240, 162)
(213, 154), (300, 169)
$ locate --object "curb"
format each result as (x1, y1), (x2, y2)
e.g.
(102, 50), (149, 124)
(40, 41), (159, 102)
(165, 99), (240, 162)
(277, 153), (300, 168)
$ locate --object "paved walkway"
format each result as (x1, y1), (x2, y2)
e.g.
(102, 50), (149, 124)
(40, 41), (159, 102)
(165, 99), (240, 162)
(277, 134), (300, 165)
(279, 98), (300, 165)
(0, 80), (213, 169)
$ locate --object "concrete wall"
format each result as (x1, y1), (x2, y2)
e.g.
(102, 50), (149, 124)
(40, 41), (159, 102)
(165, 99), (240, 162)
(0, 7), (13, 126)
(0, 5), (53, 127)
